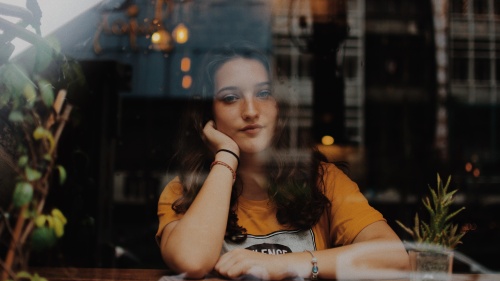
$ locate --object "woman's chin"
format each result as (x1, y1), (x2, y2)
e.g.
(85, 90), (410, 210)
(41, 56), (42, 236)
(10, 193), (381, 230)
(239, 145), (272, 158)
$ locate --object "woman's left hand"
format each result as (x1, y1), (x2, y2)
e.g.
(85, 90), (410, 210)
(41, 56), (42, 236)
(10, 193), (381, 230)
(214, 248), (293, 280)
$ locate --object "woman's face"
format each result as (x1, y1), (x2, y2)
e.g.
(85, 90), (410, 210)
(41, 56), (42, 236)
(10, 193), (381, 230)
(212, 57), (278, 155)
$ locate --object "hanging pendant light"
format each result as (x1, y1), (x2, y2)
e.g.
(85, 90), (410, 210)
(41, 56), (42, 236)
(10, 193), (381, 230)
(151, 27), (174, 52)
(172, 23), (188, 44)
(149, 0), (174, 52)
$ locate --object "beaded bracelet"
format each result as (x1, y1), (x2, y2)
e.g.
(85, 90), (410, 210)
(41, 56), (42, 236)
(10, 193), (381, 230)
(210, 160), (236, 180)
(216, 149), (240, 166)
(304, 250), (318, 280)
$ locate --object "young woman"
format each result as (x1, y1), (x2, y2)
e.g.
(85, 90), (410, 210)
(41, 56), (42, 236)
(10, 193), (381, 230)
(156, 42), (409, 279)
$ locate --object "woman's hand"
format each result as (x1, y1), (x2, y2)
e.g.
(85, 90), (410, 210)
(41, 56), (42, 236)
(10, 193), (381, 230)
(215, 249), (293, 280)
(202, 120), (239, 155)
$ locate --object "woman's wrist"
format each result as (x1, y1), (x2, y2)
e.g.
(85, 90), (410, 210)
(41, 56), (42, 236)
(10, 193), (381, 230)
(214, 150), (238, 170)
(210, 160), (236, 180)
(216, 149), (240, 166)
(215, 146), (239, 164)
(274, 252), (313, 280)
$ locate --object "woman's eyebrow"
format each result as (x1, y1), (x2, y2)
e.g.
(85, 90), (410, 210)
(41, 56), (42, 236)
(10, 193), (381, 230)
(215, 81), (271, 96)
(215, 86), (238, 96)
(255, 81), (271, 89)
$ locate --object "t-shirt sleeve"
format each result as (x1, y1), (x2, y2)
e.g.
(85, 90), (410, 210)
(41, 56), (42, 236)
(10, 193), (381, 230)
(323, 163), (385, 246)
(155, 176), (184, 245)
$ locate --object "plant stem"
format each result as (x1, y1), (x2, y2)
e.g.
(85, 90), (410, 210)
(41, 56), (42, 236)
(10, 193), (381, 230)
(1, 205), (27, 281)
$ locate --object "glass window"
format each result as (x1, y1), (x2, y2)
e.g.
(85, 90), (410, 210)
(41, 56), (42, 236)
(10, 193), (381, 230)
(496, 59), (500, 82)
(276, 54), (291, 78)
(298, 54), (312, 78)
(344, 56), (358, 79)
(473, 0), (488, 15)
(475, 58), (491, 81)
(450, 0), (465, 14)
(452, 57), (468, 81)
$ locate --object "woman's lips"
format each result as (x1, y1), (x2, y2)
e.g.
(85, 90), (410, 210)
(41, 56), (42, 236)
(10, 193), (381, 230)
(241, 124), (263, 133)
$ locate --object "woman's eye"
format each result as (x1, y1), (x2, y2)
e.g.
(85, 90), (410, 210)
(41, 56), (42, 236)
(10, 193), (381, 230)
(222, 95), (238, 103)
(256, 90), (271, 99)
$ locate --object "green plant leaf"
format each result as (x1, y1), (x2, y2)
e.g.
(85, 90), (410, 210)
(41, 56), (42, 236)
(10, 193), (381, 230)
(22, 206), (35, 218)
(15, 271), (32, 278)
(445, 206), (466, 222)
(23, 83), (37, 107)
(8, 110), (24, 122)
(43, 153), (52, 162)
(0, 90), (10, 107)
(38, 79), (54, 107)
(0, 64), (34, 100)
(33, 41), (57, 73)
(30, 226), (57, 252)
(12, 182), (33, 207)
(25, 167), (42, 181)
(32, 273), (49, 281)
(396, 220), (414, 237)
(33, 126), (55, 153)
(18, 155), (29, 167)
(45, 36), (62, 53)
(443, 175), (451, 194)
(56, 165), (67, 185)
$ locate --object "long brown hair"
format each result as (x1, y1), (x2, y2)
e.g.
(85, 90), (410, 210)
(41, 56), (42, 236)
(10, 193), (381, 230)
(170, 41), (332, 242)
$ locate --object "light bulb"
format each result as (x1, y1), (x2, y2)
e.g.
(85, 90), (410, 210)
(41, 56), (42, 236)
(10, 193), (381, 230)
(321, 135), (334, 146)
(173, 23), (189, 44)
(151, 29), (174, 52)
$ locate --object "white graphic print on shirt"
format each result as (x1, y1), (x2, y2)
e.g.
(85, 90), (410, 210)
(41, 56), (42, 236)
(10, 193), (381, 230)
(222, 229), (316, 255)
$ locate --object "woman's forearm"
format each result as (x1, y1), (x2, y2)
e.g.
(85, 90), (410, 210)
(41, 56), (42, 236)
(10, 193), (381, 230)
(161, 153), (238, 277)
(214, 237), (408, 280)
(273, 222), (410, 280)
(309, 239), (409, 279)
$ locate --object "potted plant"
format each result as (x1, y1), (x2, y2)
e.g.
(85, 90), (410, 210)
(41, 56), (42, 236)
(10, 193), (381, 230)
(396, 174), (467, 281)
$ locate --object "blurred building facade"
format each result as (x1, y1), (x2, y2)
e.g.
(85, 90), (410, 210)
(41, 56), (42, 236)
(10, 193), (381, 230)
(268, 0), (500, 271)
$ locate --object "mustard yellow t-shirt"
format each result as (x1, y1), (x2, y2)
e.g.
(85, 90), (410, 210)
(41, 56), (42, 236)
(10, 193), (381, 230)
(156, 162), (384, 254)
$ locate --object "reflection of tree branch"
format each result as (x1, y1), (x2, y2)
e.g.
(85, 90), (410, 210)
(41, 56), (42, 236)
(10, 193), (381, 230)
(0, 17), (52, 51)
(0, 3), (36, 25)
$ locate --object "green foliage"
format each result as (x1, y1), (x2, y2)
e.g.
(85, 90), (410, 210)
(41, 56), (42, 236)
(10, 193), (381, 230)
(0, 25), (82, 281)
(396, 174), (466, 250)
(30, 226), (57, 252)
(8, 271), (49, 281)
(12, 182), (34, 208)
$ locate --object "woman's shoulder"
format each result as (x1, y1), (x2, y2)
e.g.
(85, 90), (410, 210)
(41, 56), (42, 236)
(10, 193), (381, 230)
(160, 176), (184, 199)
(320, 161), (349, 177)
(319, 161), (359, 194)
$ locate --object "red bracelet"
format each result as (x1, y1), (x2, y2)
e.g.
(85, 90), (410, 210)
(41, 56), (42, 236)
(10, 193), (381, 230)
(210, 160), (236, 180)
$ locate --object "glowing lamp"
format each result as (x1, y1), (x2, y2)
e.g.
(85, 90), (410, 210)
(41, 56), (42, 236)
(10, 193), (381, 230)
(321, 135), (334, 146)
(151, 29), (174, 52)
(182, 75), (192, 89)
(172, 23), (189, 44)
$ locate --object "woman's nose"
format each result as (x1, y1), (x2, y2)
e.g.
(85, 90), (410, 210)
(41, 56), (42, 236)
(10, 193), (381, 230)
(241, 98), (259, 120)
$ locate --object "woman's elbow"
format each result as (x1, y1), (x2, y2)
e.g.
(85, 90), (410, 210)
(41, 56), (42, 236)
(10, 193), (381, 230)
(396, 250), (411, 271)
(162, 252), (215, 278)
